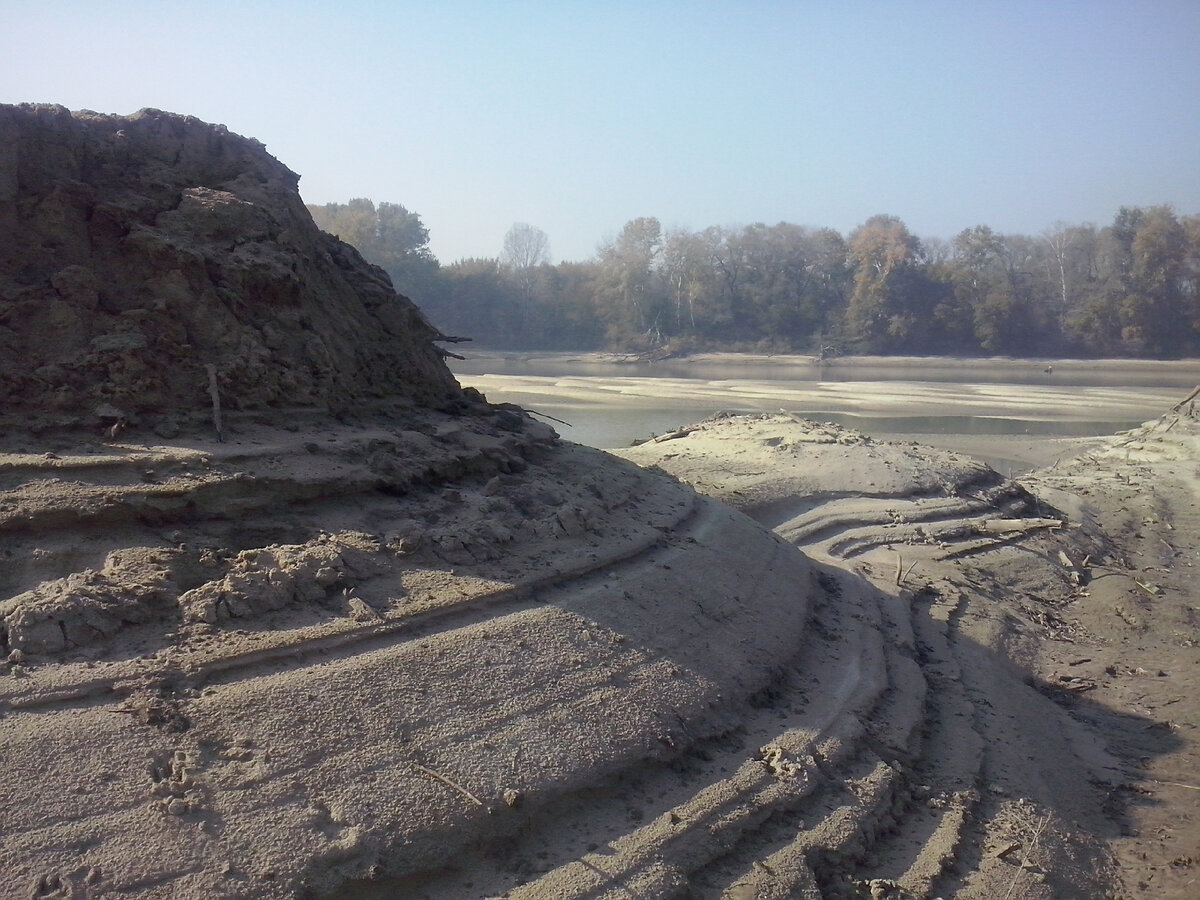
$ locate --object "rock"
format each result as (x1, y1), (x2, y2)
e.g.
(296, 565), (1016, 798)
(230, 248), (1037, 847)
(556, 506), (588, 536)
(347, 596), (380, 622)
(153, 417), (181, 439)
(994, 840), (1022, 859)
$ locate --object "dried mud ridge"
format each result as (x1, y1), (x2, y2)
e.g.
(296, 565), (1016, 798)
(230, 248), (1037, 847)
(8, 412), (1193, 898)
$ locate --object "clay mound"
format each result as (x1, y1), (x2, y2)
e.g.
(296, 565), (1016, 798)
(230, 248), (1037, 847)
(0, 104), (459, 434)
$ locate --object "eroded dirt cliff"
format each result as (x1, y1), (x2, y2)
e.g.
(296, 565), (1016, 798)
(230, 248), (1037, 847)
(0, 104), (459, 436)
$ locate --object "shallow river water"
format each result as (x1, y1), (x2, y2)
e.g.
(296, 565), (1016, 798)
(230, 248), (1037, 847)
(450, 353), (1198, 458)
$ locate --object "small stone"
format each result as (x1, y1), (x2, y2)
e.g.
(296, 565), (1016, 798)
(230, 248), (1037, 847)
(153, 418), (181, 439)
(348, 596), (380, 622)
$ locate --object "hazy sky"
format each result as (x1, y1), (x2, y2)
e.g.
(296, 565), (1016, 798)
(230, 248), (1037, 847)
(4, 1), (1199, 263)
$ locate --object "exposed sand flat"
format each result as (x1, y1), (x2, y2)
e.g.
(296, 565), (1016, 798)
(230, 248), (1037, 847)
(457, 372), (1183, 420)
(450, 354), (1191, 462)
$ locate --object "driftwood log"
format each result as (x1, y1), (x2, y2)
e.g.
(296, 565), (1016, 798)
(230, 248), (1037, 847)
(1172, 384), (1200, 412)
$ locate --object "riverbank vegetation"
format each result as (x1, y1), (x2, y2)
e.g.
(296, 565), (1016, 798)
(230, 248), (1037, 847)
(308, 201), (1200, 359)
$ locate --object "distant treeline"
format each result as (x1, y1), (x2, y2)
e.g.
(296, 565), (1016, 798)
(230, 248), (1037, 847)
(308, 200), (1200, 359)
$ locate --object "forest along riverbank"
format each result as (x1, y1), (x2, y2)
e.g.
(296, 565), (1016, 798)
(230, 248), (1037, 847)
(448, 352), (1192, 469)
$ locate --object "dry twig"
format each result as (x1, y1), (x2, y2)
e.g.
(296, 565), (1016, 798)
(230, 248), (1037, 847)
(412, 762), (485, 807)
(1002, 812), (1051, 900)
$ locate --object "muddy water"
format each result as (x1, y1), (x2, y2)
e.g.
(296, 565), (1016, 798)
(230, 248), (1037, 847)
(451, 353), (1196, 454)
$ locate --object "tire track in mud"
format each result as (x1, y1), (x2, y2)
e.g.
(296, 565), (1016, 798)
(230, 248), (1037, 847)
(339, 566), (896, 899)
(3, 495), (818, 898)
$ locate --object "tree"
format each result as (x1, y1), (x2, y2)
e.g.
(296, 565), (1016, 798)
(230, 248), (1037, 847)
(306, 199), (439, 300)
(595, 217), (665, 346)
(659, 227), (710, 336)
(430, 257), (521, 345)
(1042, 222), (1075, 325)
(501, 223), (551, 306)
(502, 223), (551, 270)
(845, 215), (930, 351)
(1124, 205), (1189, 354)
(950, 226), (1013, 352)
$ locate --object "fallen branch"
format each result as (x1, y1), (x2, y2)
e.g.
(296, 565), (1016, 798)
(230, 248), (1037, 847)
(653, 426), (700, 443)
(976, 517), (1064, 535)
(412, 762), (485, 807)
(1171, 384), (1200, 412)
(1003, 812), (1051, 900)
(1149, 778), (1200, 792)
(525, 408), (573, 427)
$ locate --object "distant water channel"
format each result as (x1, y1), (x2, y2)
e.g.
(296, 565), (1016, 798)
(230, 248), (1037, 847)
(450, 352), (1198, 455)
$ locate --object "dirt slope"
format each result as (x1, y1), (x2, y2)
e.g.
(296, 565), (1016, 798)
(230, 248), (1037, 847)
(0, 417), (827, 898)
(609, 411), (1200, 900)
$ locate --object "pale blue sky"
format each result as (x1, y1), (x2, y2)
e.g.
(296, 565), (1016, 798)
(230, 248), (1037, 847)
(4, 1), (1198, 263)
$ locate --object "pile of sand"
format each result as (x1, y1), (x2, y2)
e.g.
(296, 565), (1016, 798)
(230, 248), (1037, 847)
(610, 410), (1200, 900)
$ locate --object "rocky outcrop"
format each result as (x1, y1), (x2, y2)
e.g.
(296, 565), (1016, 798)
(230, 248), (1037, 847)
(0, 104), (461, 434)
